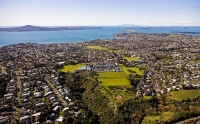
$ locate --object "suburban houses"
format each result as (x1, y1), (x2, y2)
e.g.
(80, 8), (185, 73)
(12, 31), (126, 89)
(0, 33), (200, 123)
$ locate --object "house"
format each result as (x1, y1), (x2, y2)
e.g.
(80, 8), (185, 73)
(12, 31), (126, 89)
(68, 98), (72, 102)
(49, 113), (57, 120)
(68, 102), (74, 106)
(68, 111), (74, 116)
(21, 91), (30, 97)
(20, 115), (30, 124)
(74, 111), (82, 117)
(61, 92), (66, 96)
(4, 93), (14, 98)
(0, 116), (9, 123)
(53, 106), (60, 112)
(35, 102), (44, 107)
(32, 112), (41, 117)
(44, 91), (53, 96)
(34, 92), (42, 98)
(52, 102), (59, 106)
(62, 107), (69, 112)
(45, 120), (53, 123)
(77, 66), (91, 72)
(65, 97), (69, 100)
(56, 116), (63, 122)
(50, 96), (55, 101)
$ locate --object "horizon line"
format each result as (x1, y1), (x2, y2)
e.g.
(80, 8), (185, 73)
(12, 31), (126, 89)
(0, 24), (200, 27)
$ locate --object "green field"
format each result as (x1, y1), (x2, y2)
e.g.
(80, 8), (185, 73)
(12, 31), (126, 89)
(59, 64), (84, 72)
(123, 57), (139, 61)
(142, 111), (174, 124)
(86, 45), (108, 50)
(96, 64), (143, 104)
(120, 64), (144, 76)
(98, 72), (130, 86)
(170, 89), (200, 100)
(97, 72), (133, 104)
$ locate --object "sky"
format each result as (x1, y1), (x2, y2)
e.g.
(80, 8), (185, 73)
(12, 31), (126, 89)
(0, 0), (200, 26)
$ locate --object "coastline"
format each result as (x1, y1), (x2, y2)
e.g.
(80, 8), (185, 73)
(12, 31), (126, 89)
(0, 26), (200, 47)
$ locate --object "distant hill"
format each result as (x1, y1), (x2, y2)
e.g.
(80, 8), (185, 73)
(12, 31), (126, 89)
(119, 24), (143, 27)
(0, 25), (102, 32)
(119, 24), (200, 28)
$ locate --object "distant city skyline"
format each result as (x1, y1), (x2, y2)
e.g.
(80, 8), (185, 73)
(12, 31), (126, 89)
(0, 0), (200, 26)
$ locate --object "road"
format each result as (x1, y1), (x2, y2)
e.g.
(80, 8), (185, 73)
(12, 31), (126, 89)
(173, 116), (200, 124)
(12, 70), (22, 124)
(45, 78), (68, 106)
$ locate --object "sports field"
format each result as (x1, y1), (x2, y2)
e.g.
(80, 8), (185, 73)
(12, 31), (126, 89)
(59, 64), (84, 72)
(98, 72), (130, 86)
(120, 64), (144, 76)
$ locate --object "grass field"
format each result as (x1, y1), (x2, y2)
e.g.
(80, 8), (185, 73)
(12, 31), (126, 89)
(98, 72), (130, 86)
(123, 57), (139, 61)
(142, 111), (174, 124)
(98, 72), (133, 104)
(59, 64), (84, 72)
(170, 89), (200, 100)
(120, 64), (144, 76)
(86, 45), (108, 50)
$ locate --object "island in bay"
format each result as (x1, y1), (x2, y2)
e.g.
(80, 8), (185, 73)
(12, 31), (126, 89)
(0, 25), (102, 32)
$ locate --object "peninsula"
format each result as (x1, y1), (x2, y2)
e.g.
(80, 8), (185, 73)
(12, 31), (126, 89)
(0, 25), (102, 32)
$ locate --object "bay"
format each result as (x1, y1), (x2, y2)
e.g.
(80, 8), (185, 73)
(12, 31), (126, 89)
(0, 26), (200, 46)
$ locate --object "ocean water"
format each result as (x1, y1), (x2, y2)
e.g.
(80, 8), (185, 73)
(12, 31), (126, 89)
(0, 26), (200, 46)
(0, 27), (125, 46)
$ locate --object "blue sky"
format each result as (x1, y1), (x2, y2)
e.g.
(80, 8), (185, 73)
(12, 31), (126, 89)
(0, 0), (199, 26)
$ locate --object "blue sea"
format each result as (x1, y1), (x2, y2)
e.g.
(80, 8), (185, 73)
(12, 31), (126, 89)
(0, 26), (200, 46)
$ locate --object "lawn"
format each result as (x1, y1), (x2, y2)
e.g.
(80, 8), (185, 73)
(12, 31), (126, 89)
(123, 57), (139, 61)
(142, 111), (174, 124)
(98, 72), (130, 86)
(59, 64), (84, 72)
(120, 64), (144, 76)
(170, 89), (200, 100)
(86, 45), (108, 50)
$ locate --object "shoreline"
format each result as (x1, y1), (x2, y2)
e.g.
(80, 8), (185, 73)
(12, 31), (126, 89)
(0, 32), (198, 47)
(1, 27), (200, 47)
